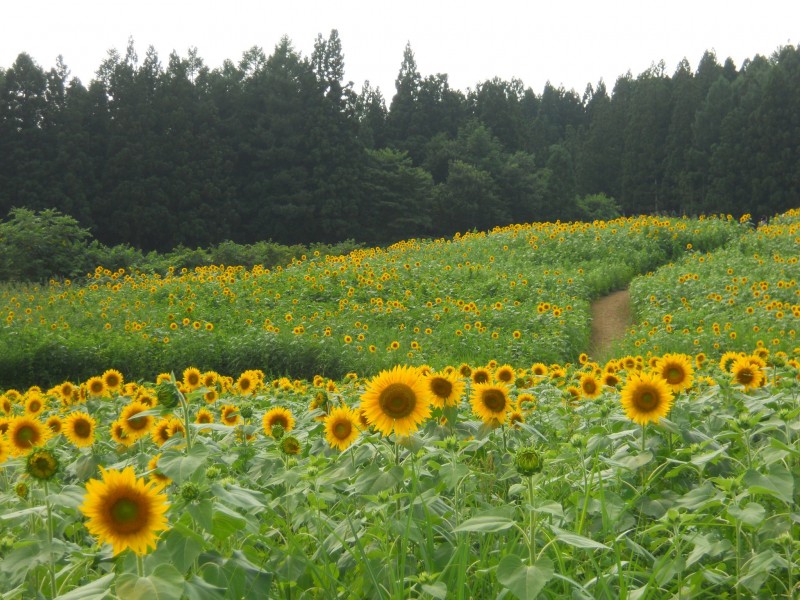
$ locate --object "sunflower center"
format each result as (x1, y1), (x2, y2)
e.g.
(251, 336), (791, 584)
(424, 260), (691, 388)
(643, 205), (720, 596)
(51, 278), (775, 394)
(127, 413), (149, 430)
(110, 497), (143, 531)
(430, 378), (453, 399)
(90, 383), (104, 394)
(738, 369), (754, 384)
(29, 400), (42, 412)
(379, 383), (416, 419)
(270, 415), (289, 429)
(635, 390), (658, 411)
(482, 389), (507, 413)
(583, 381), (597, 394)
(473, 372), (489, 384)
(666, 367), (683, 383)
(17, 426), (36, 444)
(333, 421), (352, 439)
(74, 420), (92, 438)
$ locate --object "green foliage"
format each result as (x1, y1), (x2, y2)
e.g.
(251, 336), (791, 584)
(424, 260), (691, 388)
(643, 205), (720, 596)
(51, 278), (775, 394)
(577, 193), (622, 221)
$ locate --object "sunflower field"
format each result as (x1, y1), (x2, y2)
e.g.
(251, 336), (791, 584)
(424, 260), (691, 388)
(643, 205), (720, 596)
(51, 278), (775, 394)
(0, 210), (799, 599)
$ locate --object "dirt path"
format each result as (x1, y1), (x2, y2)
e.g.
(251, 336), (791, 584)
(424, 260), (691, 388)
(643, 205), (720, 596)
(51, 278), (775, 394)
(589, 289), (632, 360)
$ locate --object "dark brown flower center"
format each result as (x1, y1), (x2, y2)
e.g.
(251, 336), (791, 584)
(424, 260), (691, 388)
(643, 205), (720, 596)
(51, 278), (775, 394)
(379, 384), (416, 419)
(481, 389), (507, 413)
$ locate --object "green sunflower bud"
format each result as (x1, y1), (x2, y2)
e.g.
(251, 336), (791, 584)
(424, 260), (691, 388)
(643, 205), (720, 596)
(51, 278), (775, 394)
(514, 446), (543, 477)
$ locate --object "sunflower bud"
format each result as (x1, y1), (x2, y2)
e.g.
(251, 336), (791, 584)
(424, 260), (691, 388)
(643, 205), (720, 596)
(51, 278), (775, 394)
(15, 482), (29, 499)
(514, 446), (543, 477)
(179, 482), (201, 502)
(156, 382), (180, 410)
(239, 403), (254, 420)
(271, 423), (285, 441)
(569, 434), (586, 450)
(25, 448), (59, 481)
(280, 435), (301, 456)
(205, 465), (221, 480)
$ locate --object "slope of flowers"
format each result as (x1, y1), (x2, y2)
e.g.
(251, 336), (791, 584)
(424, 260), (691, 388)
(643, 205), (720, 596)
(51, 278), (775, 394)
(617, 209), (800, 360)
(0, 215), (742, 388)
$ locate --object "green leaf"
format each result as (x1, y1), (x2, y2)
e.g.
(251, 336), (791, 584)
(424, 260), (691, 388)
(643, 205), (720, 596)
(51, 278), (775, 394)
(47, 485), (88, 510)
(350, 463), (404, 495)
(689, 444), (729, 466)
(743, 466), (794, 504)
(421, 582), (448, 599)
(496, 554), (554, 599)
(211, 483), (269, 511)
(116, 564), (185, 600)
(675, 482), (723, 510)
(183, 575), (227, 600)
(211, 503), (247, 541)
(606, 451), (652, 470)
(159, 443), (210, 484)
(54, 573), (115, 600)
(551, 526), (609, 549)
(165, 523), (208, 573)
(454, 515), (514, 533)
(727, 502), (766, 528)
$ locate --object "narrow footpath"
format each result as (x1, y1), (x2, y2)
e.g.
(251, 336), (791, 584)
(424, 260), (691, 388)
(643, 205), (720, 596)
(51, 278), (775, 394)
(588, 289), (632, 361)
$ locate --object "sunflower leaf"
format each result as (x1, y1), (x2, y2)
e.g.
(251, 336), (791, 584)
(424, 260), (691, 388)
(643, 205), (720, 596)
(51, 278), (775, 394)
(496, 554), (554, 599)
(54, 573), (115, 600)
(158, 442), (210, 484)
(115, 564), (184, 600)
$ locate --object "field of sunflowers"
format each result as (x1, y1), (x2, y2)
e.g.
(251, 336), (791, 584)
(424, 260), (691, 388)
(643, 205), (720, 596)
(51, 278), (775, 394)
(0, 209), (798, 599)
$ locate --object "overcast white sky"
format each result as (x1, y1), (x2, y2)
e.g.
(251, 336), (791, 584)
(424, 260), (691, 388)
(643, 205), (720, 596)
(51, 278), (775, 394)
(2, 0), (798, 97)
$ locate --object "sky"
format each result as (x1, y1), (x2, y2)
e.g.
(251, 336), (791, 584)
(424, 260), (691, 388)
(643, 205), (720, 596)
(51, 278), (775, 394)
(2, 0), (798, 97)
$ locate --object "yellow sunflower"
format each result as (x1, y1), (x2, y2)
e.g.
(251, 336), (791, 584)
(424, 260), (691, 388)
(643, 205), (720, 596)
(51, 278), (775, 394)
(494, 364), (516, 384)
(730, 356), (766, 392)
(46, 414), (63, 435)
(324, 405), (360, 451)
(470, 382), (511, 424)
(424, 372), (465, 408)
(182, 367), (202, 392)
(579, 373), (602, 399)
(119, 402), (154, 440)
(7, 416), (50, 456)
(85, 376), (106, 398)
(64, 411), (96, 448)
(110, 420), (136, 448)
(220, 404), (241, 427)
(0, 437), (9, 464)
(508, 410), (525, 429)
(654, 353), (694, 393)
(147, 454), (172, 490)
(360, 365), (432, 437)
(24, 394), (46, 417)
(262, 407), (295, 437)
(150, 419), (172, 446)
(102, 369), (124, 393)
(471, 367), (492, 385)
(620, 371), (675, 425)
(80, 465), (169, 555)
(195, 407), (214, 425)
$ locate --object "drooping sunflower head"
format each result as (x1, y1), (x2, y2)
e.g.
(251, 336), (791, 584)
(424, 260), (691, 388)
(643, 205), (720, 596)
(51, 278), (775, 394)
(324, 405), (360, 451)
(655, 353), (694, 393)
(470, 382), (511, 424)
(80, 465), (169, 555)
(63, 411), (96, 448)
(147, 454), (172, 490)
(620, 371), (675, 426)
(280, 436), (302, 455)
(458, 363), (473, 378)
(8, 416), (50, 456)
(25, 448), (59, 481)
(262, 407), (295, 437)
(360, 365), (432, 437)
(508, 410), (525, 429)
(424, 372), (465, 408)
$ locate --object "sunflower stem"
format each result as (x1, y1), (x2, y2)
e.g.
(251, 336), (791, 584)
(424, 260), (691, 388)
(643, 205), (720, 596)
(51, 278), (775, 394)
(137, 553), (144, 578)
(44, 480), (57, 595)
(176, 384), (192, 452)
(527, 474), (538, 563)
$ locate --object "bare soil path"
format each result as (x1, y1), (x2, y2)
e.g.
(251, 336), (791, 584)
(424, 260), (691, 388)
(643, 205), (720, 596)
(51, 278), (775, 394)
(589, 289), (632, 360)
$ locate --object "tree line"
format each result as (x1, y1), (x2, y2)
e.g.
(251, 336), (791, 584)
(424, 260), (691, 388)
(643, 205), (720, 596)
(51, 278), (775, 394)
(1, 32), (798, 251)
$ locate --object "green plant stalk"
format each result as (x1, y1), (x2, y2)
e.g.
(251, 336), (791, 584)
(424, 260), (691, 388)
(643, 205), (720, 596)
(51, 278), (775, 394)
(137, 553), (144, 578)
(44, 481), (57, 596)
(528, 474), (538, 561)
(178, 389), (193, 452)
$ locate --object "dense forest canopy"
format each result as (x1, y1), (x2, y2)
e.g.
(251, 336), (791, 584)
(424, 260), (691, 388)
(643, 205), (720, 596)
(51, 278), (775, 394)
(1, 32), (798, 251)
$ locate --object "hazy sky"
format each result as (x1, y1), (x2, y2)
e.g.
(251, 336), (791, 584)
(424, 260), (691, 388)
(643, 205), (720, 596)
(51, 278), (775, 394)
(2, 0), (797, 96)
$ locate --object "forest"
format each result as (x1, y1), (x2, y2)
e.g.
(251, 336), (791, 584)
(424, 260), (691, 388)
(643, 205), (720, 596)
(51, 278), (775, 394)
(1, 31), (798, 251)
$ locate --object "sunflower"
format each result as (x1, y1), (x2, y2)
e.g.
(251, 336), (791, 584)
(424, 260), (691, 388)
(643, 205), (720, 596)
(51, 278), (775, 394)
(620, 372), (675, 425)
(262, 407), (295, 437)
(7, 416), (50, 456)
(424, 372), (465, 408)
(24, 394), (46, 417)
(102, 369), (124, 393)
(201, 371), (219, 389)
(360, 365), (432, 437)
(730, 356), (766, 392)
(46, 415), (63, 435)
(280, 436), (302, 455)
(579, 373), (602, 399)
(235, 371), (258, 396)
(147, 454), (171, 490)
(25, 448), (59, 481)
(220, 404), (241, 427)
(516, 392), (537, 411)
(0, 437), (9, 464)
(508, 410), (525, 429)
(530, 363), (549, 377)
(151, 419), (172, 446)
(471, 367), (492, 385)
(80, 465), (169, 555)
(470, 382), (511, 424)
(495, 365), (516, 384)
(182, 367), (202, 391)
(603, 372), (621, 388)
(324, 406), (361, 451)
(458, 363), (472, 378)
(0, 417), (9, 435)
(655, 353), (694, 393)
(86, 376), (106, 398)
(0, 395), (11, 414)
(195, 407), (214, 425)
(119, 402), (154, 440)
(110, 420), (136, 447)
(64, 411), (96, 448)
